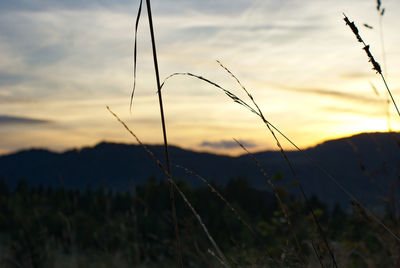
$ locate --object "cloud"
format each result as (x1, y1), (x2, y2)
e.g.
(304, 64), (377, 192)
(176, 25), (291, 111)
(199, 139), (256, 149)
(0, 73), (27, 86)
(279, 86), (383, 104)
(322, 106), (383, 116)
(0, 115), (52, 125)
(340, 72), (372, 79)
(0, 0), (134, 12)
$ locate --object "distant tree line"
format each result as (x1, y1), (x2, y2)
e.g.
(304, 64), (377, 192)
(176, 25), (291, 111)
(0, 177), (397, 267)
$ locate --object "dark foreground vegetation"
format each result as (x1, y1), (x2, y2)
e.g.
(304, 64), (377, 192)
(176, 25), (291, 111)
(0, 177), (398, 267)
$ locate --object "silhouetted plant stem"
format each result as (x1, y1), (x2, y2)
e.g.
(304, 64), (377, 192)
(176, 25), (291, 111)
(377, 1), (387, 77)
(377, 12), (391, 128)
(145, 0), (170, 173)
(343, 13), (400, 118)
(107, 106), (231, 268)
(160, 66), (400, 244)
(233, 139), (308, 266)
(255, 101), (337, 268)
(217, 61), (338, 268)
(175, 164), (256, 235)
(145, 0), (183, 267)
(174, 164), (282, 267)
(161, 68), (334, 267)
(130, 0), (143, 110)
(380, 74), (399, 118)
(311, 241), (326, 268)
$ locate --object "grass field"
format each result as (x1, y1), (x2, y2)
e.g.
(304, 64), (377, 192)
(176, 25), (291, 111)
(1, 0), (400, 267)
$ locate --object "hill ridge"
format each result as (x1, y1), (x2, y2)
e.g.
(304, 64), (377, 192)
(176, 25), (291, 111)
(1, 131), (399, 208)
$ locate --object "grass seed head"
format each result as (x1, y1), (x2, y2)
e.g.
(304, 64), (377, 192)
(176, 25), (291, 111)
(363, 45), (382, 74)
(343, 15), (363, 43)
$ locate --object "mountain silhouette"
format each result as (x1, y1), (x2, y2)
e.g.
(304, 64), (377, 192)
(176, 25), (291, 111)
(1, 132), (399, 208)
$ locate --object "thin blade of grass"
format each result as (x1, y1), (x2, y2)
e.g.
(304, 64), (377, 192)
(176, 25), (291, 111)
(363, 23), (374, 29)
(175, 164), (256, 235)
(161, 72), (259, 116)
(343, 13), (400, 118)
(163, 65), (336, 266)
(144, 1), (183, 266)
(107, 106), (231, 268)
(130, 0), (143, 111)
(207, 249), (227, 267)
(370, 82), (380, 97)
(219, 61), (337, 268)
(177, 161), (281, 265)
(233, 138), (308, 266)
(160, 66), (400, 244)
(311, 241), (326, 268)
(221, 60), (400, 249)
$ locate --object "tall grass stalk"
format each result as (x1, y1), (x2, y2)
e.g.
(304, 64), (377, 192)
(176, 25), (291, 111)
(218, 62), (338, 267)
(376, 2), (392, 130)
(121, 5), (400, 264)
(174, 165), (283, 267)
(233, 139), (309, 265)
(160, 67), (400, 244)
(175, 164), (256, 236)
(107, 106), (231, 268)
(343, 13), (400, 118)
(311, 241), (326, 268)
(161, 66), (336, 266)
(376, 0), (387, 77)
(131, 0), (184, 266)
(130, 0), (142, 110)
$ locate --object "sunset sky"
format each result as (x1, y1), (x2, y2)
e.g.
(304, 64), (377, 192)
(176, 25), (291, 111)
(1, 0), (400, 155)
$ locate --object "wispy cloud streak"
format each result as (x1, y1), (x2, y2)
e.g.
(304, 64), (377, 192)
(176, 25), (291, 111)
(200, 139), (256, 149)
(279, 86), (384, 104)
(0, 115), (52, 125)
